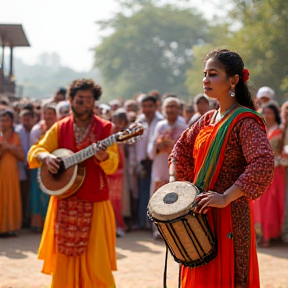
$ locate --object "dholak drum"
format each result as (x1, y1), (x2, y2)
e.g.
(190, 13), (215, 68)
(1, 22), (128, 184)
(147, 181), (217, 267)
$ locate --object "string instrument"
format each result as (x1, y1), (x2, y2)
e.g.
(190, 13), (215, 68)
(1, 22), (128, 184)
(38, 122), (145, 199)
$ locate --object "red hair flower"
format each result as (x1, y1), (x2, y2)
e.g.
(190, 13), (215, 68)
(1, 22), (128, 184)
(242, 68), (250, 83)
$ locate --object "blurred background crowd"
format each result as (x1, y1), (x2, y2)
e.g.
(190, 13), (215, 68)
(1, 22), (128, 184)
(0, 84), (288, 248)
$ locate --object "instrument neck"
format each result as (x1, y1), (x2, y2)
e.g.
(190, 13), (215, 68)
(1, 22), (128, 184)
(63, 134), (117, 169)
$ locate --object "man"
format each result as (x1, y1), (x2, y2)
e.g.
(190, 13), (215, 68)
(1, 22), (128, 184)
(135, 95), (163, 229)
(52, 87), (67, 104)
(256, 86), (275, 112)
(188, 93), (211, 126)
(15, 109), (35, 228)
(147, 97), (187, 239)
(27, 79), (119, 288)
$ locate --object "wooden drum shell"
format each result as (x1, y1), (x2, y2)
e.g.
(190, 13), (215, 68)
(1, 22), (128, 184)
(147, 181), (217, 267)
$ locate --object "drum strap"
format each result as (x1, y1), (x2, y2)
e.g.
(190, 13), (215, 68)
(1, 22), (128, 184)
(163, 246), (182, 288)
(163, 246), (168, 288)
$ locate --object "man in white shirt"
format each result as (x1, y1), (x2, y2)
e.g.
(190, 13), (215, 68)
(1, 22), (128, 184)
(135, 95), (163, 229)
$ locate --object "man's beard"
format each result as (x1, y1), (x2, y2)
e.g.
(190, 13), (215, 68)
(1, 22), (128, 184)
(71, 104), (93, 120)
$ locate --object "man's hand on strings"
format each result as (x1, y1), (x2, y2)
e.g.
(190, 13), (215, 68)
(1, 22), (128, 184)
(95, 142), (109, 162)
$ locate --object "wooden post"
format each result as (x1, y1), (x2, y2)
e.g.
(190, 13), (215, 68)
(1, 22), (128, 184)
(0, 44), (4, 93)
(9, 46), (13, 78)
(1, 44), (4, 70)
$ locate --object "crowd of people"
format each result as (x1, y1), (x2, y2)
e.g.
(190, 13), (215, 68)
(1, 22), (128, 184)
(0, 79), (288, 244)
(0, 49), (288, 287)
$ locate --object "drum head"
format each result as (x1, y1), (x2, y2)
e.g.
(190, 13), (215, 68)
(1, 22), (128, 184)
(148, 181), (199, 221)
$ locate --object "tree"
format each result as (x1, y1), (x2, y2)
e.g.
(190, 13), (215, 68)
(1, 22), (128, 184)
(94, 3), (210, 99)
(14, 57), (100, 100)
(227, 0), (288, 103)
(185, 23), (231, 97)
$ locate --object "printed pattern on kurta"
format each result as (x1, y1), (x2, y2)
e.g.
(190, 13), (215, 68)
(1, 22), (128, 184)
(56, 197), (93, 256)
(169, 110), (274, 283)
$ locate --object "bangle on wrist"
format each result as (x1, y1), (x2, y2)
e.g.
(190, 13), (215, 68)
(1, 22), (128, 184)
(169, 175), (176, 182)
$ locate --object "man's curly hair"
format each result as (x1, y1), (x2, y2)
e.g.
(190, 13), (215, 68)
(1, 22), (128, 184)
(68, 79), (102, 101)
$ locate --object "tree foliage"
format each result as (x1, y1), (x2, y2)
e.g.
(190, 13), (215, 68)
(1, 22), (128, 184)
(185, 24), (231, 97)
(14, 56), (100, 100)
(227, 0), (288, 102)
(186, 0), (288, 103)
(94, 3), (210, 99)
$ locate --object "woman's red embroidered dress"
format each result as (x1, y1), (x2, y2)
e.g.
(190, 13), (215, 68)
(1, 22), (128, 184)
(169, 107), (274, 288)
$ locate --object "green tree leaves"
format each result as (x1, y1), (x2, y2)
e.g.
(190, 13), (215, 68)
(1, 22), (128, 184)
(95, 0), (288, 103)
(95, 3), (209, 99)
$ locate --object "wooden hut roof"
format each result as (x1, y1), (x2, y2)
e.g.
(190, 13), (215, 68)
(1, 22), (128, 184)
(0, 24), (30, 47)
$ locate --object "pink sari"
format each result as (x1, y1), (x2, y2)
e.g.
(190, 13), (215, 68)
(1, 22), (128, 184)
(253, 128), (286, 241)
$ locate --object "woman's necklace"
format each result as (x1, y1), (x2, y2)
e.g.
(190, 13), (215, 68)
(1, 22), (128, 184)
(217, 102), (238, 121)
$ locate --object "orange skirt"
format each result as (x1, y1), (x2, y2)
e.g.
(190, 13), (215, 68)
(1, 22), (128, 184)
(39, 196), (117, 288)
(180, 203), (260, 288)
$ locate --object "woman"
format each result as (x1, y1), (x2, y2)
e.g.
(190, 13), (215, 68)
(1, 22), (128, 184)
(108, 109), (128, 237)
(280, 101), (288, 243)
(0, 110), (25, 236)
(188, 93), (211, 126)
(29, 104), (57, 232)
(253, 103), (286, 246)
(169, 49), (274, 288)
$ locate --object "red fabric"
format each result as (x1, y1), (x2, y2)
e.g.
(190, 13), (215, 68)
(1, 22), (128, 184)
(180, 113), (261, 288)
(181, 206), (235, 288)
(109, 144), (125, 229)
(253, 165), (286, 241)
(253, 128), (286, 241)
(182, 123), (235, 288)
(58, 115), (112, 202)
(55, 196), (93, 256)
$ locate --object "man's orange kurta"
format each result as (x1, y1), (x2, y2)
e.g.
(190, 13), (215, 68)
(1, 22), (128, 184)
(28, 115), (119, 288)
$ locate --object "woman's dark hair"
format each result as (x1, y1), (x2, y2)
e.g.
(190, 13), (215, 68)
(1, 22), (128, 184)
(68, 79), (102, 101)
(263, 103), (281, 125)
(43, 103), (57, 114)
(194, 93), (209, 105)
(1, 109), (14, 122)
(112, 108), (129, 124)
(204, 49), (254, 110)
(140, 95), (157, 106)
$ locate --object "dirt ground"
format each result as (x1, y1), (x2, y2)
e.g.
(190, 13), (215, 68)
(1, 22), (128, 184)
(0, 229), (287, 288)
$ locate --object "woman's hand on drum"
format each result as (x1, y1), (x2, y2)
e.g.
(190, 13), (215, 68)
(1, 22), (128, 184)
(195, 191), (228, 214)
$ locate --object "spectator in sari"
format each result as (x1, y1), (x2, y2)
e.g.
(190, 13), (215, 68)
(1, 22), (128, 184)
(29, 104), (57, 232)
(109, 109), (128, 237)
(254, 103), (286, 246)
(280, 101), (288, 243)
(15, 108), (35, 228)
(0, 110), (25, 236)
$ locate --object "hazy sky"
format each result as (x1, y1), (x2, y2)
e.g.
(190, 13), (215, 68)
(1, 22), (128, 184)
(1, 0), (220, 72)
